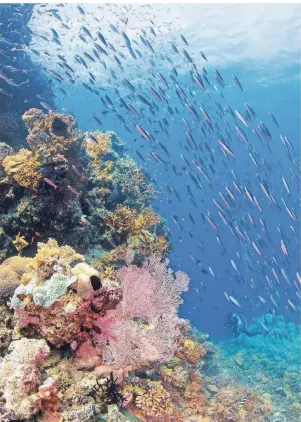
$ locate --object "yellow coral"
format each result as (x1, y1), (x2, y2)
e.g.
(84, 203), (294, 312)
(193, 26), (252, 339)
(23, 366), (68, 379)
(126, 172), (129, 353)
(100, 266), (116, 281)
(3, 149), (42, 189)
(37, 134), (74, 163)
(103, 205), (137, 234)
(84, 132), (111, 161)
(13, 232), (29, 253)
(103, 205), (160, 236)
(128, 232), (169, 258)
(0, 256), (32, 298)
(21, 239), (83, 284)
(0, 265), (20, 298)
(2, 256), (32, 277)
(135, 382), (173, 418)
(90, 160), (113, 184)
(135, 207), (159, 231)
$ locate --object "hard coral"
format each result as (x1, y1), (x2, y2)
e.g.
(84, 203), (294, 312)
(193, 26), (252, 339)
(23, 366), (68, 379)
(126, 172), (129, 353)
(0, 256), (31, 300)
(0, 142), (13, 166)
(0, 338), (50, 420)
(135, 382), (173, 419)
(176, 338), (206, 365)
(115, 158), (155, 208)
(103, 205), (160, 237)
(22, 108), (77, 171)
(21, 238), (83, 284)
(3, 148), (42, 189)
(209, 386), (271, 422)
(84, 131), (112, 161)
(15, 292), (86, 347)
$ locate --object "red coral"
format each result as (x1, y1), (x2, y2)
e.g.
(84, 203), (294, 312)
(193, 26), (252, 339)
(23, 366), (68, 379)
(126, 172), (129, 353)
(73, 336), (101, 370)
(38, 377), (60, 412)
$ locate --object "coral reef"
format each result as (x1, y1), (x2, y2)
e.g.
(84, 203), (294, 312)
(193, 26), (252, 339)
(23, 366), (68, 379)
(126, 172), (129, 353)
(0, 110), (278, 422)
(0, 338), (50, 420)
(212, 313), (300, 422)
(0, 109), (161, 261)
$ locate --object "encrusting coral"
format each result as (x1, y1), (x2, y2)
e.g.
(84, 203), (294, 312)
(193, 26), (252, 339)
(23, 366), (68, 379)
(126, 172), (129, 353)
(0, 109), (273, 422)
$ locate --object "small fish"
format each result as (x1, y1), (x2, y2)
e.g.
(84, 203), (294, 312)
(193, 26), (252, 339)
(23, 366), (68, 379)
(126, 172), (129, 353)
(288, 299), (297, 312)
(268, 111), (279, 127)
(135, 124), (151, 141)
(235, 110), (249, 128)
(232, 74), (243, 91)
(280, 239), (288, 256)
(229, 295), (241, 307)
(180, 34), (188, 45)
(44, 178), (58, 189)
(67, 185), (81, 196)
(200, 51), (208, 61)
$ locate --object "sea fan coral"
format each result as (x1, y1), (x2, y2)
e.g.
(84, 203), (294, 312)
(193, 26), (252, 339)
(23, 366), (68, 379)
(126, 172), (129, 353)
(94, 255), (189, 367)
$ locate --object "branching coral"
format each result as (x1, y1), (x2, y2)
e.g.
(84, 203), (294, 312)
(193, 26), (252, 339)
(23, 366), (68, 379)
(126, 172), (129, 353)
(12, 232), (29, 253)
(135, 382), (173, 419)
(3, 148), (42, 189)
(114, 158), (155, 208)
(103, 205), (160, 237)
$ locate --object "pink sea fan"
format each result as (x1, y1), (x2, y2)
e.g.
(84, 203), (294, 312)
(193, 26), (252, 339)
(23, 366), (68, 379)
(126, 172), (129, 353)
(94, 255), (189, 367)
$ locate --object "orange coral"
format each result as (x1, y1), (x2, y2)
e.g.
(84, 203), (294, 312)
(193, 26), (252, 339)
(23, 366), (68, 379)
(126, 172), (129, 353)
(3, 148), (42, 189)
(176, 338), (206, 365)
